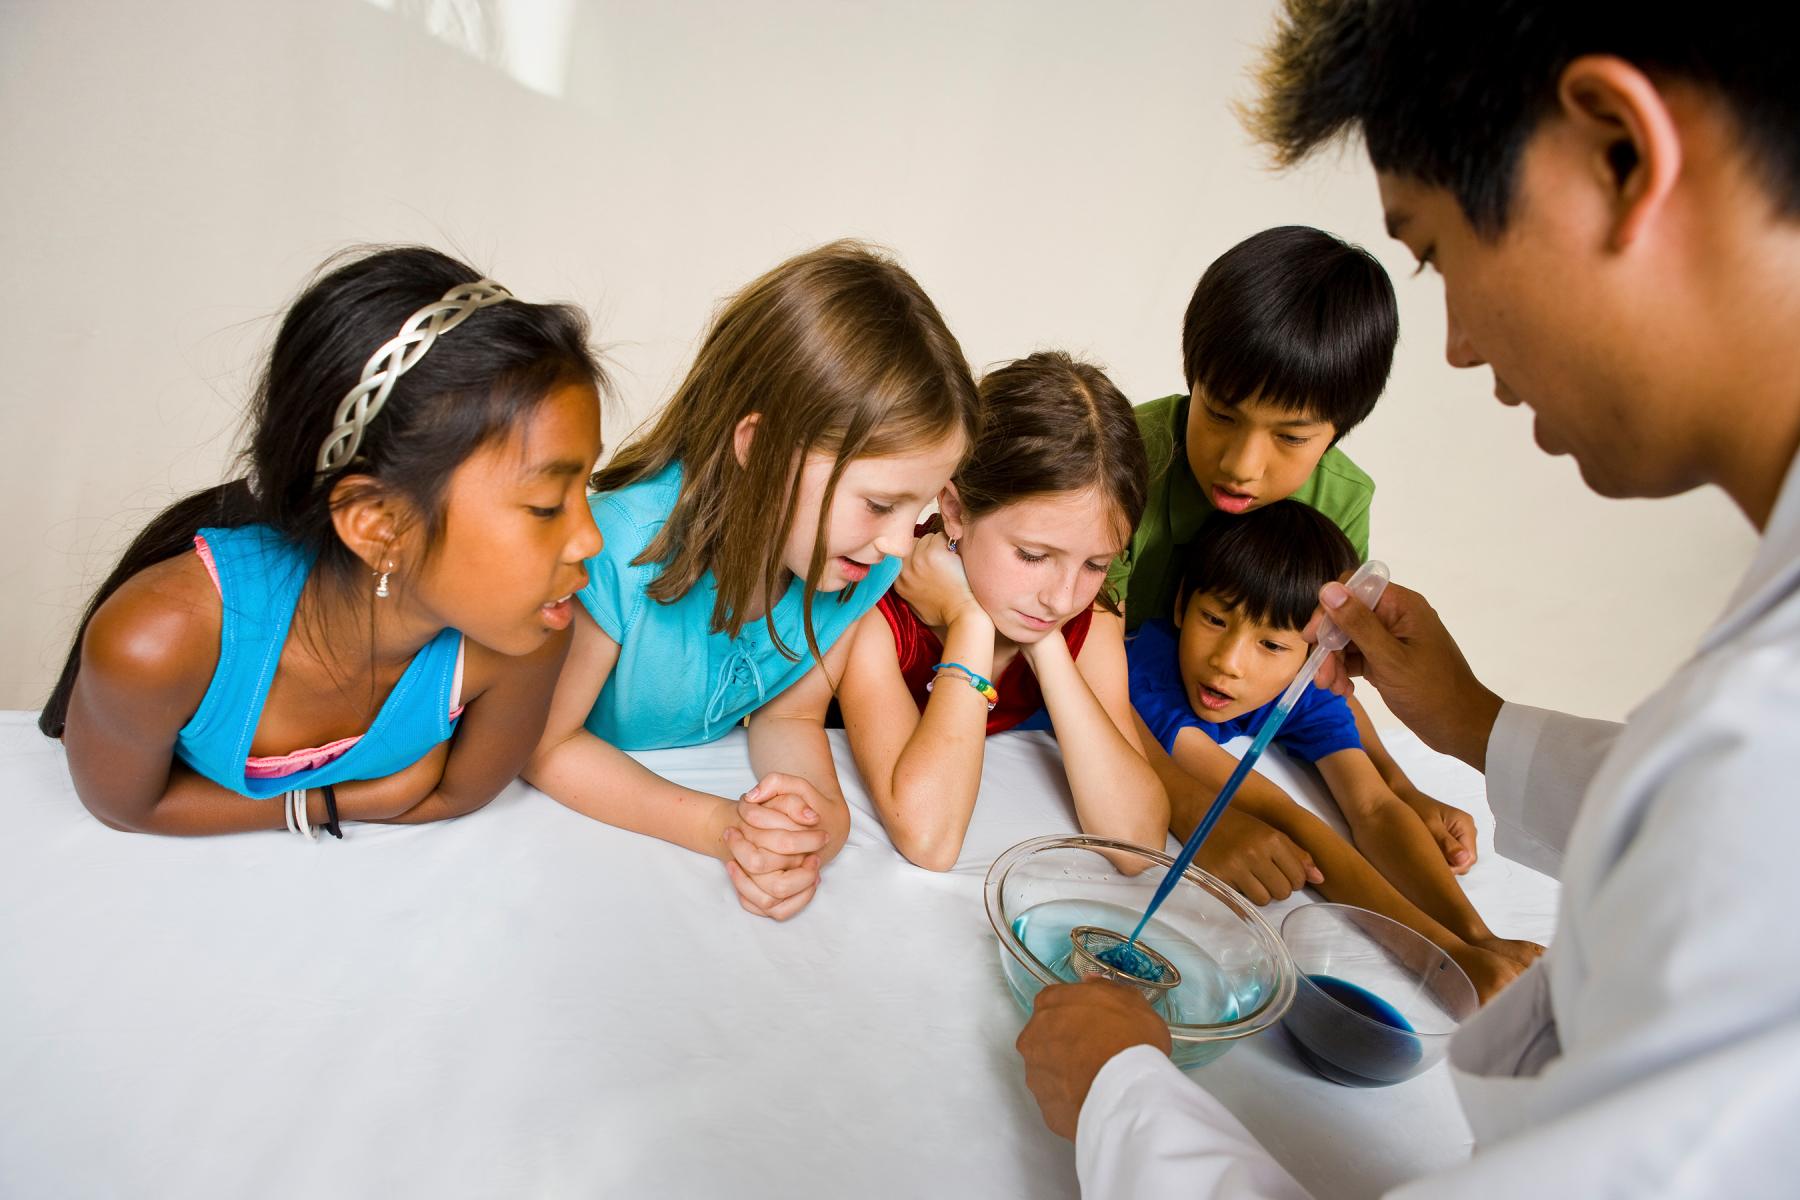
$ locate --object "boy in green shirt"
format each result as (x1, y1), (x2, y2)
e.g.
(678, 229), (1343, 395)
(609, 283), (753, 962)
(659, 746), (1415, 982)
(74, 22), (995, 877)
(1115, 226), (1477, 903)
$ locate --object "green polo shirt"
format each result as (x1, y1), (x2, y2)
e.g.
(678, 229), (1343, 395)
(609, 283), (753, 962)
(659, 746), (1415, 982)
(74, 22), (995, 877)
(1111, 392), (1375, 631)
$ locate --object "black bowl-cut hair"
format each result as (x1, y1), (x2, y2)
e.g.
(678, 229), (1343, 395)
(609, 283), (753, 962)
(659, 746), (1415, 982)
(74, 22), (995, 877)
(1175, 500), (1358, 632)
(1245, 2), (1800, 236)
(1182, 225), (1397, 439)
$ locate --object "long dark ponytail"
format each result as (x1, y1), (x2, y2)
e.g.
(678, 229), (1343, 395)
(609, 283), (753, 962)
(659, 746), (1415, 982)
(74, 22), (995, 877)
(40, 245), (600, 737)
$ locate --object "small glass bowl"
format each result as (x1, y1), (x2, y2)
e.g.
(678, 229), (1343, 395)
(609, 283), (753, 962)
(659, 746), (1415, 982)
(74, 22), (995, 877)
(1279, 903), (1479, 1087)
(985, 835), (1296, 1068)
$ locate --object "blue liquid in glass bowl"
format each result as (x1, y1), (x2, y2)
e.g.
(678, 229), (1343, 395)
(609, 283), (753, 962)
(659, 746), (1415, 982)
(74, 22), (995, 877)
(1286, 974), (1425, 1087)
(987, 836), (1297, 1070)
(1009, 899), (1247, 1033)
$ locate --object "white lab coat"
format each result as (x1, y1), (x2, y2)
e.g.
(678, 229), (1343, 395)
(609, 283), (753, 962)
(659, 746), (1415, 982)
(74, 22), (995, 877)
(1076, 451), (1800, 1199)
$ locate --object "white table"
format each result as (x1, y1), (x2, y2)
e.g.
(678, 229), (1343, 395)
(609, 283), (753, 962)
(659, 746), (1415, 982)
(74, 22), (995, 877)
(0, 713), (1556, 1198)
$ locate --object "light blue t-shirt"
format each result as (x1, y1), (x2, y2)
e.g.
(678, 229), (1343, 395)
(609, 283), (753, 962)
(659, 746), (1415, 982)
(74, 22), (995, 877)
(578, 462), (901, 750)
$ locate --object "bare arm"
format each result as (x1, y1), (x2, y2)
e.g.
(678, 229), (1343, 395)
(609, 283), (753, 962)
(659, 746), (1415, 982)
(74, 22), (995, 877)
(1346, 695), (1479, 872)
(838, 528), (1007, 872)
(1347, 694), (1411, 791)
(1312, 748), (1494, 943)
(743, 627), (861, 864)
(522, 609), (748, 858)
(1027, 611), (1168, 853)
(61, 556), (276, 834)
(839, 605), (997, 871)
(63, 556), (456, 834)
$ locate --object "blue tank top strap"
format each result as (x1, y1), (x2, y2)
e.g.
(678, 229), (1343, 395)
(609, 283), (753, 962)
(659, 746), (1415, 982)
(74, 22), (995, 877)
(174, 524), (463, 799)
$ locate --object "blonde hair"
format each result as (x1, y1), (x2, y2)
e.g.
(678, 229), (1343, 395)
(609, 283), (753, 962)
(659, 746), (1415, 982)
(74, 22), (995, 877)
(594, 240), (980, 661)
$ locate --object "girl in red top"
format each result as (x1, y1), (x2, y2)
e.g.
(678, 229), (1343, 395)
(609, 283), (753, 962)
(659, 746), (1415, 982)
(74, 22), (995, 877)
(838, 352), (1170, 870)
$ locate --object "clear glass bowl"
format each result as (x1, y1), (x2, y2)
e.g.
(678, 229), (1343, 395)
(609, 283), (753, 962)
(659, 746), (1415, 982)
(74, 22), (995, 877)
(984, 835), (1297, 1068)
(1279, 903), (1479, 1087)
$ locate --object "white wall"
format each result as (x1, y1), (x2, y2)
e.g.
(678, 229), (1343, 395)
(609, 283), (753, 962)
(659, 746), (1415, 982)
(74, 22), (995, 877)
(0, 0), (1758, 722)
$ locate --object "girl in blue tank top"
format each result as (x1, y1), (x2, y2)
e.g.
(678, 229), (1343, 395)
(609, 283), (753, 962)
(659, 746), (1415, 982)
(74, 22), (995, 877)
(524, 241), (981, 920)
(43, 246), (607, 838)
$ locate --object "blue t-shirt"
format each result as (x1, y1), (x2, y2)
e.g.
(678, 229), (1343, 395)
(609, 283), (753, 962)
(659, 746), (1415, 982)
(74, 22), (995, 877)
(578, 462), (902, 750)
(1126, 619), (1361, 762)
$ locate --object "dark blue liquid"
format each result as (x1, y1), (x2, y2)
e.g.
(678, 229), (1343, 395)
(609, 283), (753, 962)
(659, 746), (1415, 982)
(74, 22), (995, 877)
(1286, 974), (1424, 1087)
(1308, 975), (1413, 1031)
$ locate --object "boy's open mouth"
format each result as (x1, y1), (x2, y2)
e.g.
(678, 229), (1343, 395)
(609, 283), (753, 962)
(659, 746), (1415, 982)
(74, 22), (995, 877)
(1208, 484), (1256, 514)
(1194, 681), (1235, 711)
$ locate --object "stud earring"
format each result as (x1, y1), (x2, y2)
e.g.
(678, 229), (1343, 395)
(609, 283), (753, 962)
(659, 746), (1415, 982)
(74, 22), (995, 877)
(946, 536), (959, 554)
(375, 564), (392, 599)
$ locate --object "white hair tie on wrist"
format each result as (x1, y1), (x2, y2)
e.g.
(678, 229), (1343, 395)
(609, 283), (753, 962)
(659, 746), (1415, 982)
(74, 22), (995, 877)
(286, 787), (316, 842)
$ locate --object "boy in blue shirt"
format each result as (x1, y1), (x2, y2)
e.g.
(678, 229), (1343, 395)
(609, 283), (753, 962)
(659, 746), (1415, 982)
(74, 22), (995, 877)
(1128, 501), (1540, 1000)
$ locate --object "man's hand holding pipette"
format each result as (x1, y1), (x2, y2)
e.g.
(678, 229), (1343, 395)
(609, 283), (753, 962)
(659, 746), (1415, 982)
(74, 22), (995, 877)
(1307, 579), (1505, 773)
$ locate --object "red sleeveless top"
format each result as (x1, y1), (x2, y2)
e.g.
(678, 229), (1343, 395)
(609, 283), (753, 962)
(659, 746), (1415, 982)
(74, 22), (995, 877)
(877, 593), (1094, 735)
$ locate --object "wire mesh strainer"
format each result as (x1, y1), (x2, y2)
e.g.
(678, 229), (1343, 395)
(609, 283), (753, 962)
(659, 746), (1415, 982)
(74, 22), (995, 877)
(1068, 925), (1182, 1004)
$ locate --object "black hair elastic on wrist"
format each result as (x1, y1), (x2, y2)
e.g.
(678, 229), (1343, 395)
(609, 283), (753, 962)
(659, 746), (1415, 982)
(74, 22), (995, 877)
(321, 784), (343, 839)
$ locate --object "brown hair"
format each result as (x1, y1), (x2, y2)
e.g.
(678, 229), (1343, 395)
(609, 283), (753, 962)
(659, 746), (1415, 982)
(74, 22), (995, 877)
(593, 240), (979, 661)
(955, 351), (1148, 615)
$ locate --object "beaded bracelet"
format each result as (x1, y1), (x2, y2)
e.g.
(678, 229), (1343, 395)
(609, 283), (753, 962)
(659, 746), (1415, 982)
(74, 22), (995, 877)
(927, 661), (999, 711)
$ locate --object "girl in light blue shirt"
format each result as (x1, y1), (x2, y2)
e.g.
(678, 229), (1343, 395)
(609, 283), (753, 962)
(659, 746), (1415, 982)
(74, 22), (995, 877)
(526, 241), (980, 920)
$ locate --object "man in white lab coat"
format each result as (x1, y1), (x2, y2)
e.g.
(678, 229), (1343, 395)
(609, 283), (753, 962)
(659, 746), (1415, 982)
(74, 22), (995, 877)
(1016, 4), (1800, 1196)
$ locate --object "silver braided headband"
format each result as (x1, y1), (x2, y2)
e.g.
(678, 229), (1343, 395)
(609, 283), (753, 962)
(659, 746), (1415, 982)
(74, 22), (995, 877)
(314, 279), (514, 474)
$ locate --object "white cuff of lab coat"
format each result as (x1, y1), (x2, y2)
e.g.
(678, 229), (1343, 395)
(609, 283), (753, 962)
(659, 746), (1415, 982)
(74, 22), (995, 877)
(1076, 1045), (1311, 1200)
(1485, 702), (1623, 879)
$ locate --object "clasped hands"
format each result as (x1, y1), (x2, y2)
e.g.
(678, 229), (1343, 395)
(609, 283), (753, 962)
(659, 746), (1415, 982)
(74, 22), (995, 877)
(718, 772), (832, 921)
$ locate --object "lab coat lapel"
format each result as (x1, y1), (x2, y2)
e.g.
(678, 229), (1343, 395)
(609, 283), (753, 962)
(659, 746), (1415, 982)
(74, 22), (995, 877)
(1450, 447), (1800, 1151)
(1701, 448), (1800, 653)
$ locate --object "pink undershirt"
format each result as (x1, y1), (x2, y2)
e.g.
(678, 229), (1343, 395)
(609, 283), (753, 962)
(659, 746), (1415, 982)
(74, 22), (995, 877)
(193, 536), (465, 780)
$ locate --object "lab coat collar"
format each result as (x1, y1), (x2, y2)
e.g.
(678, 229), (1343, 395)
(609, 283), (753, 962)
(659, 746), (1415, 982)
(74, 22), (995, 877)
(1703, 446), (1800, 654)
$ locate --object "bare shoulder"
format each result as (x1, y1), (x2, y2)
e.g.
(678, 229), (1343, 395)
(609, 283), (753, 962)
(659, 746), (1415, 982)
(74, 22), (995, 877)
(845, 604), (898, 665)
(1084, 608), (1127, 643)
(1074, 608), (1130, 684)
(835, 606), (899, 692)
(79, 552), (221, 704)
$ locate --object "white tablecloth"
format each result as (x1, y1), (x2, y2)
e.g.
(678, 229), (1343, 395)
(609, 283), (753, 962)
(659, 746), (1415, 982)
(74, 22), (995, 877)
(0, 712), (1557, 1198)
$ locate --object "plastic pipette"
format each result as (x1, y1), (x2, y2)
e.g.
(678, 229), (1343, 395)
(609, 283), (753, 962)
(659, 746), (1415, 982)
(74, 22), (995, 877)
(1119, 561), (1391, 948)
